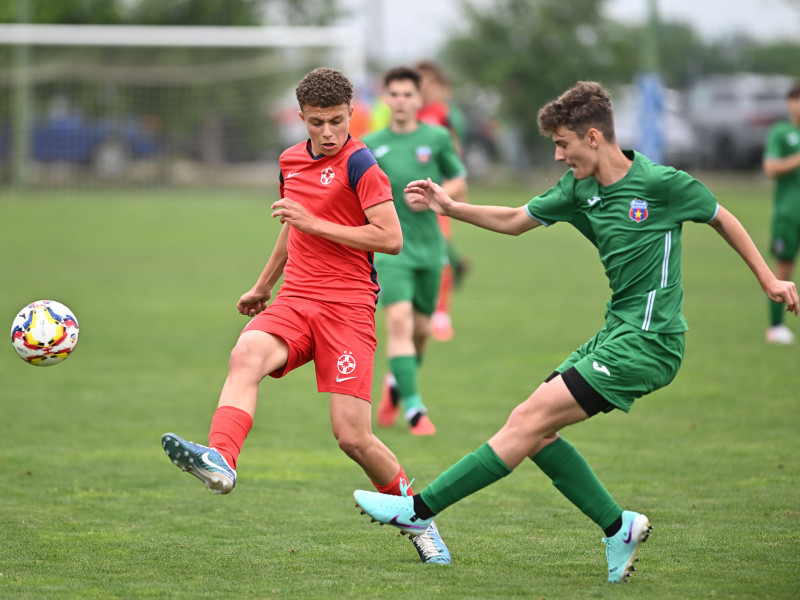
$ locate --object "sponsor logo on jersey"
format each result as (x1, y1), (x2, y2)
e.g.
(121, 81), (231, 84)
(321, 167), (335, 185)
(629, 198), (648, 223)
(415, 146), (433, 164)
(587, 196), (601, 207)
(373, 145), (391, 158)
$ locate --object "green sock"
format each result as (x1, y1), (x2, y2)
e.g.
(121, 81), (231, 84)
(389, 355), (425, 413)
(769, 299), (785, 327)
(532, 437), (622, 531)
(420, 442), (512, 514)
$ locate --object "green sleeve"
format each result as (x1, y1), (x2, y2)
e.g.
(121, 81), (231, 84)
(526, 173), (577, 225)
(667, 170), (720, 224)
(763, 122), (791, 160)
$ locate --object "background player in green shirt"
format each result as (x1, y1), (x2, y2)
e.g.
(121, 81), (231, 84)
(364, 67), (467, 435)
(416, 59), (471, 342)
(763, 81), (800, 344)
(354, 81), (799, 583)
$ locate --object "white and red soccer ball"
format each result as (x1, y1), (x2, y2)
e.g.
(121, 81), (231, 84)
(10, 300), (80, 366)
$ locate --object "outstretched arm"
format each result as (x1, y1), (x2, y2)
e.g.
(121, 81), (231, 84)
(709, 206), (799, 315)
(405, 178), (539, 236)
(441, 175), (468, 204)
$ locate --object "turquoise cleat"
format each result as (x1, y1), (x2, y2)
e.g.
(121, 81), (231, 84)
(412, 521), (452, 564)
(602, 511), (652, 583)
(161, 432), (236, 495)
(354, 489), (433, 537)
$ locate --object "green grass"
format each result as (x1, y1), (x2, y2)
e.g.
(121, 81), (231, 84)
(1, 173), (798, 599)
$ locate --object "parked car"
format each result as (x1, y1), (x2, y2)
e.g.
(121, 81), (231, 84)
(613, 84), (698, 170)
(685, 73), (794, 169)
(0, 113), (160, 178)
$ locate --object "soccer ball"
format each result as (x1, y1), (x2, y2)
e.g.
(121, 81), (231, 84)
(10, 300), (80, 366)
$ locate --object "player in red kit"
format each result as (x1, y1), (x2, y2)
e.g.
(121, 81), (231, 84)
(162, 67), (452, 564)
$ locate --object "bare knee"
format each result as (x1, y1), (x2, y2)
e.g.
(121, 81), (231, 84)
(503, 397), (572, 443)
(506, 401), (543, 434)
(228, 342), (262, 375)
(228, 333), (287, 379)
(335, 428), (369, 461)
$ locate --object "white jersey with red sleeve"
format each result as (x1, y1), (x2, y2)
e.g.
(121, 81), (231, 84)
(275, 135), (393, 307)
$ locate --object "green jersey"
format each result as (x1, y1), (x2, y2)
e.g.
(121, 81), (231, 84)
(364, 123), (466, 269)
(764, 119), (800, 221)
(526, 150), (719, 334)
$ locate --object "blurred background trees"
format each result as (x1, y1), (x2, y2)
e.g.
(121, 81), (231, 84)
(1, 0), (799, 182)
(442, 0), (800, 161)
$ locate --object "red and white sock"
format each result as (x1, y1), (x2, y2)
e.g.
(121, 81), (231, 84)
(371, 466), (414, 496)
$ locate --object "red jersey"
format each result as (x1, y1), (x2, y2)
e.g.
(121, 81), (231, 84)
(418, 101), (451, 129)
(276, 136), (393, 307)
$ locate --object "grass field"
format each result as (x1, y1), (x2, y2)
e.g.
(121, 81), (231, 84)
(1, 172), (798, 599)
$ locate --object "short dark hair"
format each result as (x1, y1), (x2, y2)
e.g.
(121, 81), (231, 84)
(383, 66), (421, 90)
(537, 81), (616, 142)
(788, 81), (800, 100)
(295, 67), (353, 109)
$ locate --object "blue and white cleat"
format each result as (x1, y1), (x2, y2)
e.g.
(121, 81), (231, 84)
(602, 511), (652, 583)
(161, 432), (236, 495)
(412, 521), (452, 564)
(353, 489), (433, 537)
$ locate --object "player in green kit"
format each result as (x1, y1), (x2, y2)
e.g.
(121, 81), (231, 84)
(353, 81), (799, 583)
(363, 67), (467, 435)
(763, 80), (800, 344)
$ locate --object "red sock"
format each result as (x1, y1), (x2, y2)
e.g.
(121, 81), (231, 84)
(372, 466), (414, 496)
(436, 264), (453, 314)
(208, 405), (253, 470)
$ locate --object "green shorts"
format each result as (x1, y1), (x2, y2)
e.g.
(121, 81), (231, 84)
(770, 215), (800, 262)
(556, 313), (685, 413)
(377, 262), (442, 316)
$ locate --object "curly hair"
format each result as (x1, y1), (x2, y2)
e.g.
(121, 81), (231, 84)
(537, 81), (616, 142)
(295, 67), (354, 109)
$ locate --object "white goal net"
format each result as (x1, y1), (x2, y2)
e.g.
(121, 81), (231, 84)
(0, 24), (364, 187)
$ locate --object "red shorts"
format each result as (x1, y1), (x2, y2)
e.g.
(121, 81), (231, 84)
(242, 294), (376, 401)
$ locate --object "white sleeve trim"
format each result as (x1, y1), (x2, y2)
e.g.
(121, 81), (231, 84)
(524, 204), (550, 227)
(706, 202), (720, 223)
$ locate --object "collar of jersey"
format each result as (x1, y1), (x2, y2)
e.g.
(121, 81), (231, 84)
(306, 134), (353, 160)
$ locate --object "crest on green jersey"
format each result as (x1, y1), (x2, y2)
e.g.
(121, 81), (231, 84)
(416, 146), (432, 164)
(629, 199), (648, 223)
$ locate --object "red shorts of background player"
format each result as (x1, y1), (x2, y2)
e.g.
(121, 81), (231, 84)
(242, 294), (377, 402)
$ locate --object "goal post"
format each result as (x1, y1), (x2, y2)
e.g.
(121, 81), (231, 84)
(0, 23), (363, 54)
(0, 24), (365, 187)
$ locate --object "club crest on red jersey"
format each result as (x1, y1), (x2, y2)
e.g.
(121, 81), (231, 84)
(629, 199), (648, 223)
(415, 146), (432, 164)
(337, 351), (356, 375)
(320, 167), (335, 185)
